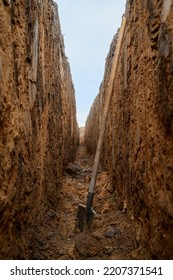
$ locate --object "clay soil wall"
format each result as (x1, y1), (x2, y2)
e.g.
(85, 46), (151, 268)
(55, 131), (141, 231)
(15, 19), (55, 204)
(85, 0), (173, 259)
(0, 0), (78, 259)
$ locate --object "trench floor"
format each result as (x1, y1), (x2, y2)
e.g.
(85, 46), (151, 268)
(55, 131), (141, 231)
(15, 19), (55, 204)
(32, 145), (150, 259)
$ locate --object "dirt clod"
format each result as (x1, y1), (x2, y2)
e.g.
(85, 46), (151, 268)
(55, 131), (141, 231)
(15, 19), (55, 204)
(75, 233), (104, 257)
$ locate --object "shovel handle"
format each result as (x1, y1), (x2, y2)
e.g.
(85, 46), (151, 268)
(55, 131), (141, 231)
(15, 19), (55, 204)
(88, 17), (126, 194)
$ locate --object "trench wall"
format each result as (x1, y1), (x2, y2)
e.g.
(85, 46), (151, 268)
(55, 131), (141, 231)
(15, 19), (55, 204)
(85, 0), (173, 259)
(0, 0), (78, 259)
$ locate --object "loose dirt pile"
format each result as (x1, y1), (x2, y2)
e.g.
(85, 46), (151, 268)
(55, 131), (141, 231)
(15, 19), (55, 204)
(31, 145), (151, 260)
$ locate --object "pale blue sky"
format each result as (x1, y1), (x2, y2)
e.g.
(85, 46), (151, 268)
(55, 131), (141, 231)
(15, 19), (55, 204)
(55, 0), (126, 126)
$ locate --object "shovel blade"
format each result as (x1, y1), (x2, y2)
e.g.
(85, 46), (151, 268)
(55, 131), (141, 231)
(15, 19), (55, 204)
(86, 207), (95, 231)
(76, 204), (95, 232)
(76, 204), (85, 232)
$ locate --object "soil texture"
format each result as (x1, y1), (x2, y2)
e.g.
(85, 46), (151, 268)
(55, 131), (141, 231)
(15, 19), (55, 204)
(31, 145), (150, 260)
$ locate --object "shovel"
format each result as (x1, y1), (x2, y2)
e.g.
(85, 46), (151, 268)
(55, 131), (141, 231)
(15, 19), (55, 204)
(76, 17), (126, 232)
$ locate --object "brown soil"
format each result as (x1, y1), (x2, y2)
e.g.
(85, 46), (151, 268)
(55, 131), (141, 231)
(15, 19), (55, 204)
(31, 145), (151, 260)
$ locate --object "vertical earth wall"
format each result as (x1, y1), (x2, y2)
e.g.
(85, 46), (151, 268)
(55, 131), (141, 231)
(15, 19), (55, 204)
(85, 0), (173, 259)
(0, 0), (78, 259)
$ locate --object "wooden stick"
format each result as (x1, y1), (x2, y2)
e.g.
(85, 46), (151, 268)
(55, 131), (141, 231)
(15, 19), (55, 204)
(86, 17), (127, 214)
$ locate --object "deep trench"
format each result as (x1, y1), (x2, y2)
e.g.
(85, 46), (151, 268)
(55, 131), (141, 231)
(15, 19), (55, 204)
(0, 0), (173, 261)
